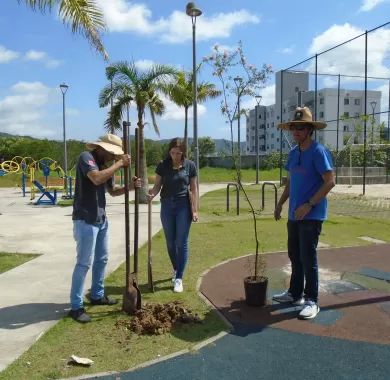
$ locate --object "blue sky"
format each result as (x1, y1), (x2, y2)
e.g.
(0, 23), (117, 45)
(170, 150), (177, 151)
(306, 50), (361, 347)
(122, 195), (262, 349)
(0, 0), (389, 143)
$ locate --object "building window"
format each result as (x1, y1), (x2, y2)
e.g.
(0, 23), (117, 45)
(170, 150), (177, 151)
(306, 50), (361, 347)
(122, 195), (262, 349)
(343, 112), (349, 118)
(295, 87), (299, 92)
(271, 122), (274, 128)
(354, 99), (360, 105)
(343, 125), (349, 132)
(271, 133), (274, 138)
(271, 144), (274, 149)
(355, 112), (359, 118)
(319, 111), (324, 118)
(344, 98), (349, 105)
(277, 138), (279, 142)
(282, 143), (286, 148)
(320, 98), (324, 104)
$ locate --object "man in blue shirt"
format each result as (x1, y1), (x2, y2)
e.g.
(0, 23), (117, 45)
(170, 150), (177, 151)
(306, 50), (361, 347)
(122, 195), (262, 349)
(273, 107), (335, 320)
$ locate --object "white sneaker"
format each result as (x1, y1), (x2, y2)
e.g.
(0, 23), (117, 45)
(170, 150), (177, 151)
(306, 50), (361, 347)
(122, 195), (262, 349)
(171, 270), (177, 283)
(173, 279), (183, 293)
(299, 301), (320, 320)
(273, 290), (304, 306)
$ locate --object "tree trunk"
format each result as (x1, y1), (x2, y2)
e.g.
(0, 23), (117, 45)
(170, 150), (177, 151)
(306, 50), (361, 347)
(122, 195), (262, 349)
(184, 106), (189, 155)
(137, 111), (149, 204)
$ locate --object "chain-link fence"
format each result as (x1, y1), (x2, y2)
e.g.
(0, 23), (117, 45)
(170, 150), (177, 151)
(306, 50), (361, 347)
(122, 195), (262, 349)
(276, 22), (390, 193)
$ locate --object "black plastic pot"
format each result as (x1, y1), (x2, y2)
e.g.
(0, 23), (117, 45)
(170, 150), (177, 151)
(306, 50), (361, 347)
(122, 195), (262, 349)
(244, 276), (268, 307)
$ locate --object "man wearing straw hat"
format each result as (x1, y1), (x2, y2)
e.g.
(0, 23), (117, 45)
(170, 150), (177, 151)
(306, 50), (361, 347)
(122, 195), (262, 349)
(273, 107), (335, 320)
(69, 134), (137, 323)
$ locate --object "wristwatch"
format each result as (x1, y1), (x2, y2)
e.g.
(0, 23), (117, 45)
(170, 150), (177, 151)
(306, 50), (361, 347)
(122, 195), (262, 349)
(308, 199), (316, 207)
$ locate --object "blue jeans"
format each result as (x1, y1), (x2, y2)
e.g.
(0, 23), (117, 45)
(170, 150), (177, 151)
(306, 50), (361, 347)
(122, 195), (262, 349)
(287, 220), (322, 303)
(70, 219), (109, 310)
(160, 196), (192, 279)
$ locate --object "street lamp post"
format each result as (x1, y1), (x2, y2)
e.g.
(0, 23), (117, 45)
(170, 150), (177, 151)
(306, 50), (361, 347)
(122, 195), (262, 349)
(255, 95), (262, 184)
(370, 100), (377, 165)
(234, 76), (243, 175)
(186, 2), (202, 182)
(60, 83), (69, 194)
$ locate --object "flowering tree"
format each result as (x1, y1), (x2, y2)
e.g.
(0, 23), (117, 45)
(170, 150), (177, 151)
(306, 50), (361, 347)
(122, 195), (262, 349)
(203, 41), (273, 279)
(203, 41), (272, 158)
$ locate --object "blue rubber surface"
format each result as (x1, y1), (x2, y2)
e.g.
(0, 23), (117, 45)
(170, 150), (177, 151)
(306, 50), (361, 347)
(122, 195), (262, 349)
(359, 267), (390, 282)
(97, 325), (390, 380)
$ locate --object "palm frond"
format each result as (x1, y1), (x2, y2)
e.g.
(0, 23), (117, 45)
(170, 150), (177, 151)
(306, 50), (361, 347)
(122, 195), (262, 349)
(58, 0), (108, 60)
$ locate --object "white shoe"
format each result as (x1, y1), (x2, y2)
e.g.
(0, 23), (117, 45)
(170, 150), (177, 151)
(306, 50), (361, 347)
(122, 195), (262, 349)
(171, 270), (177, 283)
(173, 279), (183, 293)
(299, 301), (320, 319)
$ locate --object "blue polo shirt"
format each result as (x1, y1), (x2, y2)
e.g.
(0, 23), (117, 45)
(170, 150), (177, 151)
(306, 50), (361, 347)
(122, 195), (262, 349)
(285, 141), (333, 221)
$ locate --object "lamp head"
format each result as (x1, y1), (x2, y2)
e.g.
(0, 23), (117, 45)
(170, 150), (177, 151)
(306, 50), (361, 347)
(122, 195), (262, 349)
(370, 100), (377, 111)
(60, 83), (69, 94)
(186, 2), (202, 17)
(255, 95), (262, 106)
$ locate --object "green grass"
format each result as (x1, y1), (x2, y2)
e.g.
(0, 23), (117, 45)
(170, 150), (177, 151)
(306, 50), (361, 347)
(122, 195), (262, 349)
(0, 252), (40, 274)
(1, 187), (390, 379)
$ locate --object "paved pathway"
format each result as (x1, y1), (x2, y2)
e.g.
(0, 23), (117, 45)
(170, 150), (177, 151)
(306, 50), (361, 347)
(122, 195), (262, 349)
(0, 183), (225, 372)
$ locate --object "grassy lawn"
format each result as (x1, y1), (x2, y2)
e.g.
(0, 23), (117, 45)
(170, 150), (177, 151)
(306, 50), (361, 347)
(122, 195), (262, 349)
(1, 187), (390, 379)
(0, 252), (40, 274)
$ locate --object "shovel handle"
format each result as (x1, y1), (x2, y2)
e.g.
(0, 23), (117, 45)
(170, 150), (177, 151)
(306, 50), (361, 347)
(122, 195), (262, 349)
(123, 121), (131, 288)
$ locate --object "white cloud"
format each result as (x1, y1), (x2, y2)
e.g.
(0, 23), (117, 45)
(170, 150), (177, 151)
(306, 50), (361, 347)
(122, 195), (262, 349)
(0, 82), (56, 137)
(359, 0), (388, 12)
(278, 45), (295, 54)
(24, 50), (61, 69)
(240, 84), (275, 110)
(25, 50), (47, 61)
(307, 23), (390, 79)
(160, 95), (206, 121)
(0, 45), (20, 63)
(134, 59), (155, 71)
(97, 1), (260, 43)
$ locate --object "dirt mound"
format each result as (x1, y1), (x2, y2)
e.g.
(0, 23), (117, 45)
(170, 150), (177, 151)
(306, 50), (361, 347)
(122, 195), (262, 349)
(116, 301), (202, 335)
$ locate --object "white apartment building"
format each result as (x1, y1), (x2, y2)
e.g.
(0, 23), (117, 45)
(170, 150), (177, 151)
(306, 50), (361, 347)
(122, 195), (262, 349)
(246, 71), (382, 154)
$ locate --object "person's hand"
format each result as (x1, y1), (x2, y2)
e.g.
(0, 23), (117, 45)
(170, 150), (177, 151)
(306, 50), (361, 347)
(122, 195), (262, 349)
(120, 154), (131, 167)
(132, 176), (141, 188)
(274, 204), (282, 221)
(147, 190), (155, 202)
(294, 203), (312, 220)
(192, 211), (199, 222)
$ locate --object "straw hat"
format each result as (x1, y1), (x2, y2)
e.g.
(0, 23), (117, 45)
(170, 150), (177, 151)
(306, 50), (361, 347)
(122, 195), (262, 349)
(278, 107), (327, 130)
(86, 134), (124, 155)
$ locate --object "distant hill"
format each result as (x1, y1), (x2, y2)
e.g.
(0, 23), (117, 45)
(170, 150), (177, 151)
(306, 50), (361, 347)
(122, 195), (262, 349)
(1, 133), (245, 154)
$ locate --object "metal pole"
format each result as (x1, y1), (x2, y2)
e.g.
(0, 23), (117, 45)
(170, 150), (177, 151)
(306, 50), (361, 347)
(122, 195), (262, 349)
(191, 16), (199, 183)
(336, 74), (340, 183)
(279, 71), (284, 185)
(314, 54), (318, 141)
(363, 31), (368, 196)
(255, 105), (259, 184)
(62, 91), (68, 177)
(237, 92), (241, 175)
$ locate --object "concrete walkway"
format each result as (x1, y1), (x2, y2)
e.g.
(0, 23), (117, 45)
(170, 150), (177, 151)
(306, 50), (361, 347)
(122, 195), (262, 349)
(0, 183), (225, 372)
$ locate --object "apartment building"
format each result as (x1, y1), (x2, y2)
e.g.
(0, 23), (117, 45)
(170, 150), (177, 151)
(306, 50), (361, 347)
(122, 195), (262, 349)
(246, 71), (382, 154)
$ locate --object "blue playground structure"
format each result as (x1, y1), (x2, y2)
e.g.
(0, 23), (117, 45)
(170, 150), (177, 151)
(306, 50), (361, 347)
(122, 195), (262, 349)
(33, 180), (57, 205)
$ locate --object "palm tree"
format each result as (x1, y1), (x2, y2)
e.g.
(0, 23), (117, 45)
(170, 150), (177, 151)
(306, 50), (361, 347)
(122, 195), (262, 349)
(162, 70), (221, 153)
(99, 61), (178, 202)
(17, 0), (108, 59)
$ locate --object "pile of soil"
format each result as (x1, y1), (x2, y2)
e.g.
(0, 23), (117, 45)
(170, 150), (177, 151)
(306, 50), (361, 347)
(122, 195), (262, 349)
(116, 301), (202, 335)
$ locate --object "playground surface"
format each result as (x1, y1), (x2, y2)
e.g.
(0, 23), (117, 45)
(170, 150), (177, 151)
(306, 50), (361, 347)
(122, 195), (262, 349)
(0, 183), (389, 379)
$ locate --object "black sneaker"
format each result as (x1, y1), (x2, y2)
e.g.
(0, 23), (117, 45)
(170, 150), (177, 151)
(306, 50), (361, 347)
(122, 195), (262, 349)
(89, 295), (118, 306)
(68, 308), (91, 323)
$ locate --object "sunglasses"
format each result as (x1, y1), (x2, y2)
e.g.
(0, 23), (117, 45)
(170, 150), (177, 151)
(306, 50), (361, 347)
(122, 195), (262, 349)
(289, 124), (309, 131)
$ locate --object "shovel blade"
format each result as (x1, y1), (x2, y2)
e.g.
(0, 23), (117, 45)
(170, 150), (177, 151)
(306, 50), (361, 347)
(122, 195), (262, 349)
(122, 276), (141, 314)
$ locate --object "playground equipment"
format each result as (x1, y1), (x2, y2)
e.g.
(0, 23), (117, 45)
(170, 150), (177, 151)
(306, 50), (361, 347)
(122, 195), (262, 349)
(1, 156), (74, 203)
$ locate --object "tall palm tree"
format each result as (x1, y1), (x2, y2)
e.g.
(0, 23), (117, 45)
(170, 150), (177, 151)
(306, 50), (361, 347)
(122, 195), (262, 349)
(17, 0), (108, 59)
(99, 61), (178, 202)
(162, 70), (221, 153)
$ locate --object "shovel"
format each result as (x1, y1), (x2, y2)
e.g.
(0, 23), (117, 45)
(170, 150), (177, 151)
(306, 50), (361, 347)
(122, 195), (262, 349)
(147, 199), (154, 292)
(122, 121), (141, 314)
